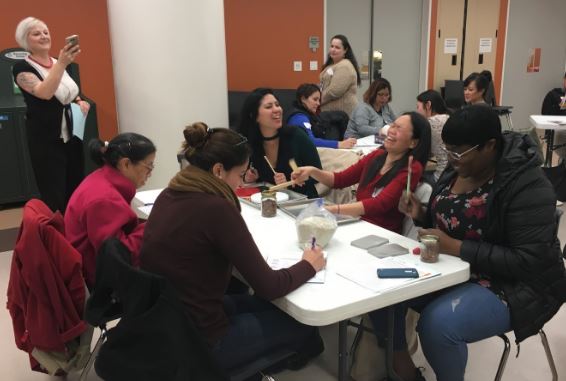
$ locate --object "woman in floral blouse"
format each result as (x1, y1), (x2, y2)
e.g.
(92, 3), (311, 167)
(367, 105), (566, 381)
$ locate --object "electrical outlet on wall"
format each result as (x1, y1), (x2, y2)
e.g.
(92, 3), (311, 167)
(293, 61), (302, 71)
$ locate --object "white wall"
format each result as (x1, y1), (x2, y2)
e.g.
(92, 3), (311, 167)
(106, 0), (228, 189)
(501, 0), (566, 132)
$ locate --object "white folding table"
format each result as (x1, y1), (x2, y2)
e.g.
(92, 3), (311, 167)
(240, 203), (470, 381)
(134, 190), (470, 380)
(529, 115), (566, 167)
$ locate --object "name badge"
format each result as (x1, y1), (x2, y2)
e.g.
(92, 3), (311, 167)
(327, 68), (334, 76)
(372, 187), (383, 198)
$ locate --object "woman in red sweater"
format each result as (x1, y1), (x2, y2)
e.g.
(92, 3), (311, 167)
(65, 133), (156, 288)
(292, 112), (431, 233)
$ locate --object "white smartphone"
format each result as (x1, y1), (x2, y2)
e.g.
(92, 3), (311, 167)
(65, 35), (79, 47)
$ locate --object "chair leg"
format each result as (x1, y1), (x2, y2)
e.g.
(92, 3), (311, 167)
(494, 334), (511, 381)
(79, 328), (107, 381)
(349, 319), (364, 359)
(539, 329), (558, 381)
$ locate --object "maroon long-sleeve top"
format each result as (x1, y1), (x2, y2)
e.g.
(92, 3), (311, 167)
(140, 189), (315, 344)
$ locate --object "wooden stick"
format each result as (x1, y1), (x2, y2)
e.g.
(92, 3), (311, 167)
(289, 158), (298, 171)
(406, 155), (413, 197)
(268, 180), (295, 191)
(264, 155), (277, 175)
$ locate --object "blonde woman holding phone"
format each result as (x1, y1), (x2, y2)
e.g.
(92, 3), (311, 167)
(13, 17), (90, 213)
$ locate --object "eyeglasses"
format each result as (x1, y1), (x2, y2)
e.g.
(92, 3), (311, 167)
(139, 161), (155, 172)
(441, 144), (479, 161)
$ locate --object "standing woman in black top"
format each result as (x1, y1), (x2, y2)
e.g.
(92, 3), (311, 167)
(13, 17), (90, 213)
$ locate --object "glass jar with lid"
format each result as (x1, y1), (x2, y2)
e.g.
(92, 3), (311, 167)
(261, 190), (277, 217)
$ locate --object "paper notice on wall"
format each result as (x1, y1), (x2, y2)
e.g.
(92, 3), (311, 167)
(444, 38), (458, 54)
(479, 38), (492, 53)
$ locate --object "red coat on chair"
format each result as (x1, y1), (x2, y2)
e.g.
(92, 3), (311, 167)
(6, 199), (87, 372)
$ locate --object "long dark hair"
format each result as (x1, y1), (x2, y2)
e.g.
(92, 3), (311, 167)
(360, 112), (431, 188)
(236, 87), (284, 150)
(88, 133), (156, 167)
(416, 90), (449, 115)
(322, 34), (361, 86)
(184, 122), (250, 171)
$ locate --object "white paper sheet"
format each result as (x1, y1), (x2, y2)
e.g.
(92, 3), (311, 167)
(354, 134), (380, 147)
(135, 189), (164, 205)
(444, 38), (458, 54)
(336, 256), (440, 293)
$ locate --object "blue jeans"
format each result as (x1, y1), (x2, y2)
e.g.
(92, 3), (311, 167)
(368, 282), (511, 381)
(211, 294), (315, 372)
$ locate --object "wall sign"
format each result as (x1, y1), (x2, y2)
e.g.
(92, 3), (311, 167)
(444, 38), (458, 54)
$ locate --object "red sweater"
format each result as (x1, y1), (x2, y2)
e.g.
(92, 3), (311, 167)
(333, 149), (422, 233)
(140, 189), (315, 344)
(7, 199), (87, 372)
(65, 165), (145, 288)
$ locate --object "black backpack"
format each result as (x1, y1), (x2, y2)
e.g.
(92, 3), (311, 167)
(314, 111), (349, 141)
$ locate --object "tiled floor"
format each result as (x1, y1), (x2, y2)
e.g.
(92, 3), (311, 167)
(1, 205), (565, 381)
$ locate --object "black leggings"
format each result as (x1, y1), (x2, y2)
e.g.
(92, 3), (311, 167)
(27, 135), (84, 213)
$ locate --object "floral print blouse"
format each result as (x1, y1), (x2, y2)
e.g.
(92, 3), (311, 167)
(430, 178), (503, 295)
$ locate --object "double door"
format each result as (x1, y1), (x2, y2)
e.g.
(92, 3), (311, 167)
(432, 0), (502, 91)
